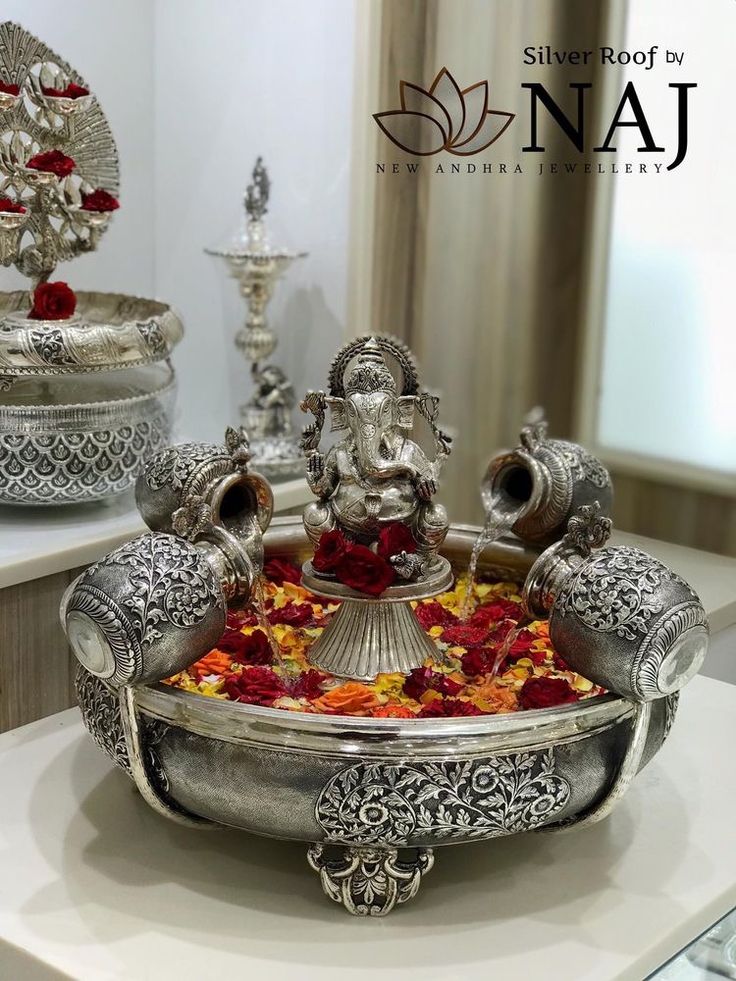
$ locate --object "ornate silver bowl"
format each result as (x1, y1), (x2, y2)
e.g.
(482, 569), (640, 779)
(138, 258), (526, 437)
(75, 517), (678, 917)
(0, 291), (183, 374)
(0, 362), (175, 504)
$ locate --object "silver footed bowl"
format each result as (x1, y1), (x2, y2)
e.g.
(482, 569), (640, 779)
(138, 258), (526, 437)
(0, 291), (183, 374)
(75, 518), (679, 917)
(0, 363), (175, 505)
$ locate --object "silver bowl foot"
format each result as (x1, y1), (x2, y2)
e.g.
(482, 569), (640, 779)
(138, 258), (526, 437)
(307, 843), (434, 916)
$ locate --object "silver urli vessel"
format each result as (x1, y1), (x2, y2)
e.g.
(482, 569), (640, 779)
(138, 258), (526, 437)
(63, 336), (709, 917)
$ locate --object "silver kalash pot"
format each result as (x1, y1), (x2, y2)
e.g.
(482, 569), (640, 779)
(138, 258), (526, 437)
(482, 419), (613, 545)
(523, 503), (709, 702)
(62, 340), (709, 918)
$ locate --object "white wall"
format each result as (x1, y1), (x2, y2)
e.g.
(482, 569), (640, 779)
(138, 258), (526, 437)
(0, 1), (156, 297)
(154, 0), (355, 441)
(1, 1), (355, 444)
(598, 0), (736, 477)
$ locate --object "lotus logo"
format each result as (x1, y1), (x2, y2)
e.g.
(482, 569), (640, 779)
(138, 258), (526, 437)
(373, 68), (514, 156)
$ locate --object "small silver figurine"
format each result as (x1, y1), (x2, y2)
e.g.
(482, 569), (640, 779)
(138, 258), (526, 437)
(205, 157), (307, 480)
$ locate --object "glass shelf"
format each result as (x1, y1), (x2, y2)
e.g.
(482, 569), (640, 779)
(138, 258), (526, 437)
(650, 907), (736, 979)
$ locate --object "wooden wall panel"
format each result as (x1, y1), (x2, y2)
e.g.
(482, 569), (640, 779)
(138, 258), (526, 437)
(0, 566), (83, 733)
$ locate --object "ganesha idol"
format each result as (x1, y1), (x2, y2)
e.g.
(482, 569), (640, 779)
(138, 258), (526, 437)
(300, 336), (456, 679)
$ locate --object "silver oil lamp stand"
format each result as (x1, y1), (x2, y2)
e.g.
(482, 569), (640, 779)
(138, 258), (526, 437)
(206, 158), (307, 481)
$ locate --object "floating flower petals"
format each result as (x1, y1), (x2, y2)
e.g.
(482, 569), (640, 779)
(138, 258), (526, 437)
(164, 573), (604, 718)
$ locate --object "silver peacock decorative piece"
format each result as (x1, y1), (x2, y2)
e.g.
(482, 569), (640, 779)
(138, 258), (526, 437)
(205, 157), (307, 481)
(63, 336), (709, 917)
(0, 22), (182, 505)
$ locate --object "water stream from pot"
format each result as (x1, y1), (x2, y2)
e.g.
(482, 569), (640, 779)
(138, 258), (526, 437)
(252, 575), (281, 660)
(462, 462), (536, 621)
(489, 615), (533, 677)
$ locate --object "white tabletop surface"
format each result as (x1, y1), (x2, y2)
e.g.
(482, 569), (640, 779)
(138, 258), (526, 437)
(0, 479), (312, 590)
(0, 675), (734, 981)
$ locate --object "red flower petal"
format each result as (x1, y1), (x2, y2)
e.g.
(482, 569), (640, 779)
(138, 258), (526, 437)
(335, 545), (395, 596)
(217, 628), (272, 665)
(376, 521), (417, 560)
(80, 189), (119, 212)
(519, 676), (579, 710)
(263, 557), (302, 586)
(418, 698), (484, 718)
(441, 624), (489, 648)
(313, 529), (350, 573)
(414, 601), (458, 630)
(223, 666), (286, 706)
(403, 666), (463, 700)
(28, 281), (76, 321)
(26, 150), (76, 177)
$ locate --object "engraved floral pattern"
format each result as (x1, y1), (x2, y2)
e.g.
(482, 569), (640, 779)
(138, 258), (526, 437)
(27, 327), (76, 365)
(316, 751), (570, 845)
(143, 443), (225, 493)
(75, 667), (130, 773)
(556, 546), (671, 641)
(554, 440), (611, 489)
(105, 533), (223, 646)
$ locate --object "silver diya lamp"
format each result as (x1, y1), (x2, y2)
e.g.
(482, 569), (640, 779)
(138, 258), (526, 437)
(0, 22), (184, 505)
(205, 157), (307, 481)
(62, 336), (709, 917)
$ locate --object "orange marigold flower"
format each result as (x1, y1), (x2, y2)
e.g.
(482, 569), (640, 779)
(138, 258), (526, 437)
(372, 704), (416, 719)
(471, 682), (518, 713)
(189, 650), (233, 679)
(311, 682), (381, 716)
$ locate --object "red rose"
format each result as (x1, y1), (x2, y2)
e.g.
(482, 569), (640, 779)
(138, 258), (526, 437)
(508, 629), (537, 656)
(263, 557), (302, 586)
(81, 189), (119, 212)
(42, 82), (90, 98)
(461, 648), (494, 677)
(268, 601), (313, 628)
(418, 698), (485, 718)
(226, 608), (257, 629)
(291, 669), (328, 699)
(217, 628), (272, 665)
(335, 544), (395, 596)
(470, 599), (523, 628)
(414, 600), (458, 630)
(0, 197), (26, 214)
(377, 521), (417, 560)
(28, 281), (77, 321)
(441, 624), (489, 648)
(519, 676), (579, 711)
(403, 666), (463, 700)
(223, 666), (286, 706)
(0, 80), (19, 96)
(26, 150), (76, 178)
(313, 529), (350, 573)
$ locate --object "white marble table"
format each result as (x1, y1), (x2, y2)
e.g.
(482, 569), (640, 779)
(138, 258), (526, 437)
(0, 676), (734, 981)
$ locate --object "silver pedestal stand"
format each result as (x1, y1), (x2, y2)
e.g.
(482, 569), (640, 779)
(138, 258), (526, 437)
(206, 158), (307, 480)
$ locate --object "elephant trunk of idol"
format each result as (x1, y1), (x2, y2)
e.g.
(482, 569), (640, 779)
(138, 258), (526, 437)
(353, 426), (418, 481)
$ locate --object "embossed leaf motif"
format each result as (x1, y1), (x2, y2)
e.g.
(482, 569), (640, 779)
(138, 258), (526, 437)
(557, 546), (669, 640)
(553, 440), (611, 490)
(316, 751), (570, 845)
(107, 534), (222, 646)
(144, 442), (225, 492)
